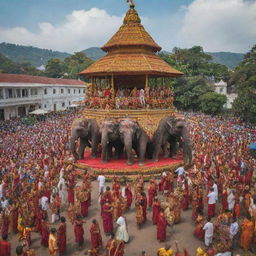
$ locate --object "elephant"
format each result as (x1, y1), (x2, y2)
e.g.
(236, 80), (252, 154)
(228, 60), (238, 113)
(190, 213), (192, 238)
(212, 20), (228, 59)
(100, 119), (123, 163)
(70, 118), (100, 161)
(151, 116), (192, 165)
(119, 119), (149, 166)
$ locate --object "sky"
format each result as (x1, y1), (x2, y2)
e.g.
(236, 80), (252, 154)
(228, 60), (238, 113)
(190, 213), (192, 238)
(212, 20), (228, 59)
(0, 0), (255, 54)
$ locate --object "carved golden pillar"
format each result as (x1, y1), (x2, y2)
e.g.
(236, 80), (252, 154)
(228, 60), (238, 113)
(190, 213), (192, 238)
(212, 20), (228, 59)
(111, 74), (115, 99)
(145, 74), (149, 88)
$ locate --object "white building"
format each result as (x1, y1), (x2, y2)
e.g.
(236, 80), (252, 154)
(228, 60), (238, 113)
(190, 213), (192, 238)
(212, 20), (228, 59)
(214, 80), (238, 109)
(0, 73), (87, 120)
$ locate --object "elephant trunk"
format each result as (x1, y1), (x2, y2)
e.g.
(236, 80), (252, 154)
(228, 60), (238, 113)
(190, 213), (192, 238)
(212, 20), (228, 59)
(182, 127), (192, 165)
(101, 131), (109, 162)
(70, 131), (79, 160)
(123, 132), (133, 165)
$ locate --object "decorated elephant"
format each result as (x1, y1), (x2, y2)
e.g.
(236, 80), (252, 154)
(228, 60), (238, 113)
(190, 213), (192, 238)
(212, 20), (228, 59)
(152, 116), (192, 165)
(119, 119), (149, 166)
(70, 118), (100, 161)
(100, 119), (123, 163)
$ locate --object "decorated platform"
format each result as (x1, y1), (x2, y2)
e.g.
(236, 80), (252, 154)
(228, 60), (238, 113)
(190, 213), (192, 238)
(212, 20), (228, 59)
(76, 152), (182, 179)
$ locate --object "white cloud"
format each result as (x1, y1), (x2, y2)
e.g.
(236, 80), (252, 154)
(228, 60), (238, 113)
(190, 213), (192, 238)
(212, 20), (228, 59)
(178, 0), (256, 52)
(0, 8), (122, 53)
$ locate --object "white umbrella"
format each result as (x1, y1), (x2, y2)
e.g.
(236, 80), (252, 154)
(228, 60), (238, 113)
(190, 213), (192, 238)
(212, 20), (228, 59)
(29, 109), (48, 115)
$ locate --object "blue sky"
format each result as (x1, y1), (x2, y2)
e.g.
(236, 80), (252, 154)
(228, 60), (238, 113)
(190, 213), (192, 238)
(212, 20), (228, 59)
(0, 0), (255, 53)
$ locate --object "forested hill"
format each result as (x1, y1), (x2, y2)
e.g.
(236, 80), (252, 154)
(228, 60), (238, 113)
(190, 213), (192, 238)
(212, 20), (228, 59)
(0, 42), (71, 67)
(0, 42), (244, 69)
(207, 52), (244, 69)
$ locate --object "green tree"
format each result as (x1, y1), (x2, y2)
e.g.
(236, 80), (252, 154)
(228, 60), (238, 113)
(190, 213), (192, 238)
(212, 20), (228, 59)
(199, 92), (227, 115)
(173, 76), (212, 111)
(232, 91), (256, 123)
(64, 52), (94, 79)
(45, 58), (67, 78)
(230, 45), (256, 123)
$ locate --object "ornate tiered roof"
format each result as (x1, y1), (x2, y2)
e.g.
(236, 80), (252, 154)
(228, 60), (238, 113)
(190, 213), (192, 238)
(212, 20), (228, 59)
(80, 2), (182, 77)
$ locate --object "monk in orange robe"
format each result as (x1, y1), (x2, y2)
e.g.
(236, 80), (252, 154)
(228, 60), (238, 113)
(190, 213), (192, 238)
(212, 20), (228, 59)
(90, 219), (102, 251)
(240, 216), (254, 251)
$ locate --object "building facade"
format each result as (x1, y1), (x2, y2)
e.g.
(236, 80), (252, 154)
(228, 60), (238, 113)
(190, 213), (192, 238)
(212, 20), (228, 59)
(214, 80), (237, 109)
(0, 74), (86, 120)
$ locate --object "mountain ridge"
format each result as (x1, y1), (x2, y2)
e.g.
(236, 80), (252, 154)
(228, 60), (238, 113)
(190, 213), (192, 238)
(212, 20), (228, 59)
(0, 42), (244, 69)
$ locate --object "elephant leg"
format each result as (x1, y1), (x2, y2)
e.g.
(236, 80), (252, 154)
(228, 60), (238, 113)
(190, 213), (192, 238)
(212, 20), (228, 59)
(152, 143), (161, 162)
(78, 139), (86, 160)
(170, 139), (178, 158)
(90, 139), (98, 159)
(162, 142), (169, 158)
(113, 143), (123, 159)
(138, 141), (147, 166)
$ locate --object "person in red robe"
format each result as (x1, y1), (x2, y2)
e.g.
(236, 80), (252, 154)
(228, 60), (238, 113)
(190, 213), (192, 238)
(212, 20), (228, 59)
(34, 207), (43, 233)
(102, 200), (113, 235)
(0, 234), (11, 256)
(90, 219), (103, 251)
(194, 215), (205, 240)
(125, 184), (133, 210)
(10, 201), (18, 234)
(141, 192), (147, 222)
(105, 235), (124, 256)
(58, 216), (66, 255)
(74, 215), (84, 249)
(152, 197), (161, 225)
(41, 217), (49, 247)
(157, 208), (168, 242)
(148, 181), (156, 208)
(1, 209), (10, 238)
(159, 176), (165, 194)
(222, 189), (228, 211)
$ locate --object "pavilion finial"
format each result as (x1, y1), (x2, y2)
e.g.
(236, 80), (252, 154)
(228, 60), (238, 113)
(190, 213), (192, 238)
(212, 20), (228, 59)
(126, 0), (135, 8)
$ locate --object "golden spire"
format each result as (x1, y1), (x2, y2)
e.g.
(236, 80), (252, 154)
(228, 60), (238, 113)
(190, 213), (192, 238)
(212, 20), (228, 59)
(127, 0), (135, 8)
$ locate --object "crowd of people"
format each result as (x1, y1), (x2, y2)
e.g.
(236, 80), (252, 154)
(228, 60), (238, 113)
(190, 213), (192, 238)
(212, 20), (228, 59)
(84, 86), (174, 110)
(0, 109), (256, 255)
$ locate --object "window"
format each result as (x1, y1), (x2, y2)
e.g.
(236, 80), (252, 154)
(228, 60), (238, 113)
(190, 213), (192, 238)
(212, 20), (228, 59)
(79, 89), (81, 94)
(31, 88), (38, 96)
(39, 105), (41, 109)
(16, 89), (21, 98)
(22, 89), (28, 97)
(8, 89), (13, 98)
(62, 102), (65, 107)
(74, 89), (76, 94)
(220, 88), (223, 93)
(69, 101), (71, 105)
(44, 89), (47, 95)
(68, 89), (71, 94)
(53, 89), (56, 94)
(0, 89), (4, 99)
(61, 89), (64, 94)
(83, 89), (85, 93)
(44, 104), (47, 108)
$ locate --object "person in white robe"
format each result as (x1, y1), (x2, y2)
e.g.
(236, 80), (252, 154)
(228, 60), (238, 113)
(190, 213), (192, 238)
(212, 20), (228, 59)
(227, 190), (235, 211)
(115, 216), (129, 243)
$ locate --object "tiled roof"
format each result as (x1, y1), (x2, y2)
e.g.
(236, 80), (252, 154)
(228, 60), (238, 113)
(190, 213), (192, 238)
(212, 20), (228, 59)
(0, 74), (86, 86)
(102, 5), (161, 52)
(80, 52), (183, 77)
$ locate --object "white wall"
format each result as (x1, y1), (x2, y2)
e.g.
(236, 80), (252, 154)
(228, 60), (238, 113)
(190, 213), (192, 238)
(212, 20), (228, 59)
(0, 83), (86, 120)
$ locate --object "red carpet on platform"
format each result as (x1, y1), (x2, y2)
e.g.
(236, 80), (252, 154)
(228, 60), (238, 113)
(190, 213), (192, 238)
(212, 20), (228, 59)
(78, 152), (182, 170)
